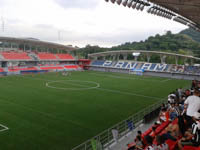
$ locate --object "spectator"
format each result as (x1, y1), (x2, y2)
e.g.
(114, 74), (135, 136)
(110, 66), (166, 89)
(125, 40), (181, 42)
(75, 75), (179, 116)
(156, 135), (169, 150)
(150, 126), (156, 137)
(185, 89), (191, 98)
(177, 112), (200, 149)
(191, 80), (196, 89)
(169, 103), (178, 120)
(137, 130), (142, 136)
(158, 108), (168, 123)
(168, 92), (175, 104)
(184, 88), (200, 127)
(144, 135), (157, 150)
(161, 103), (166, 110)
(134, 135), (143, 150)
(174, 102), (182, 116)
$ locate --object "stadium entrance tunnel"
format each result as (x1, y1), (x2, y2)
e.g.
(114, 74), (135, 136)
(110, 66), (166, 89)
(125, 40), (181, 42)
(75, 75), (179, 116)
(46, 80), (100, 90)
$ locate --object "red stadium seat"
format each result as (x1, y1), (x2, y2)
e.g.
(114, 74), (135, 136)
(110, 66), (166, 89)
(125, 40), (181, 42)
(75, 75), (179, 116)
(0, 68), (4, 72)
(155, 121), (170, 135)
(37, 53), (57, 60)
(56, 54), (75, 60)
(8, 67), (38, 72)
(64, 65), (79, 69)
(166, 139), (178, 150)
(40, 66), (64, 70)
(183, 146), (200, 150)
(1, 52), (31, 60)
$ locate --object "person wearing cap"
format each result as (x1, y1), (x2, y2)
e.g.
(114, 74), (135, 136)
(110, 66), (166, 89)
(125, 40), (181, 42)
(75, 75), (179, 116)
(184, 88), (200, 127)
(177, 111), (200, 149)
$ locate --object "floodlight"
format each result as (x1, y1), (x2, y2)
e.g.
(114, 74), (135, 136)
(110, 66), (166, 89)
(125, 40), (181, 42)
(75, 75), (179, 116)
(132, 2), (137, 9)
(140, 4), (145, 11)
(136, 3), (141, 10)
(127, 0), (134, 8)
(147, 7), (152, 13)
(117, 0), (122, 5)
(122, 0), (128, 6)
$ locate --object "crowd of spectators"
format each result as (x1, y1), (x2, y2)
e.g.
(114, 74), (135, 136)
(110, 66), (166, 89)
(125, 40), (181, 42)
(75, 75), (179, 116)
(127, 80), (200, 150)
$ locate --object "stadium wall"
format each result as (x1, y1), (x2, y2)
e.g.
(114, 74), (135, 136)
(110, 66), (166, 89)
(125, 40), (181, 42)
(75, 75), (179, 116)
(89, 66), (200, 80)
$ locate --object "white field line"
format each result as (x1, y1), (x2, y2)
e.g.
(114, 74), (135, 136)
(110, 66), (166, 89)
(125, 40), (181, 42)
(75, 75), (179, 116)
(89, 73), (168, 82)
(97, 88), (161, 100)
(0, 124), (9, 132)
(46, 80), (100, 91)
(19, 75), (161, 100)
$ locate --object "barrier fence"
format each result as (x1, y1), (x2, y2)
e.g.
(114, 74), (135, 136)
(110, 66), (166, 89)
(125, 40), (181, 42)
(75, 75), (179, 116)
(71, 97), (167, 150)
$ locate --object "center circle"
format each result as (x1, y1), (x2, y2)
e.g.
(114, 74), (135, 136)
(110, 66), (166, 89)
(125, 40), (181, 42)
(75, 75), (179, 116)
(46, 80), (100, 90)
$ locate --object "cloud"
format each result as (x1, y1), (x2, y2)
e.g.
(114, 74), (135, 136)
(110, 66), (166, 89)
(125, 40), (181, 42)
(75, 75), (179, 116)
(54, 0), (99, 9)
(0, 0), (187, 48)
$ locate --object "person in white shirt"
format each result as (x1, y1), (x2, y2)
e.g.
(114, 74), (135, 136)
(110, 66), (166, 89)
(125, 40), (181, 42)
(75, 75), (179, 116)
(184, 89), (200, 126)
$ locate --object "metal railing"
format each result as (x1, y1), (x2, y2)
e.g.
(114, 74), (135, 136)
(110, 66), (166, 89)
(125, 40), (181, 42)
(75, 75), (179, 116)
(71, 97), (167, 150)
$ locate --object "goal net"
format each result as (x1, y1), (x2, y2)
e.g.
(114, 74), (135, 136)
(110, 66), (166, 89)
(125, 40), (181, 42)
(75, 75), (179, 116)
(129, 68), (144, 76)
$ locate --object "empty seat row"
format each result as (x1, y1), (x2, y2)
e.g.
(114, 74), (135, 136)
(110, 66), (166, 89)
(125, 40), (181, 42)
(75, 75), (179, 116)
(56, 54), (75, 60)
(1, 52), (31, 60)
(37, 53), (57, 60)
(0, 68), (4, 72)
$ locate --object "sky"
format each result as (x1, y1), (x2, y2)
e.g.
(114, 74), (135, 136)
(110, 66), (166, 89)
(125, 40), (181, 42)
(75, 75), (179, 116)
(0, 0), (187, 48)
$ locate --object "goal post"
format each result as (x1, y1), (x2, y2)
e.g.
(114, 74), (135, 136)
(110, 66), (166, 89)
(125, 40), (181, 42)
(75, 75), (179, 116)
(129, 68), (144, 76)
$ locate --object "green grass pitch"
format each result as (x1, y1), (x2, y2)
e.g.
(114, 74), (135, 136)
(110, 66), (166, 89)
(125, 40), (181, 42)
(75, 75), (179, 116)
(0, 71), (190, 150)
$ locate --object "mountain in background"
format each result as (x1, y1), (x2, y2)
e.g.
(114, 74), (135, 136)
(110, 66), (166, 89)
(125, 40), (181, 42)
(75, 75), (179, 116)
(180, 28), (200, 43)
(77, 29), (200, 59)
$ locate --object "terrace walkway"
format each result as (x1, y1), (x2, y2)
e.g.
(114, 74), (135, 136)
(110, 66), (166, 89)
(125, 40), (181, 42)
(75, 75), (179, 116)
(106, 118), (157, 150)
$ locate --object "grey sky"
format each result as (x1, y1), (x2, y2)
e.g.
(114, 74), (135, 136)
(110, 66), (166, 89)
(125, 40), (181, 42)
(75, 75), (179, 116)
(0, 0), (187, 47)
(54, 0), (99, 9)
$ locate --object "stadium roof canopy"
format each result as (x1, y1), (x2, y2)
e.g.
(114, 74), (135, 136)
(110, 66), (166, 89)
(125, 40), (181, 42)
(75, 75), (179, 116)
(148, 0), (200, 30)
(0, 36), (77, 51)
(106, 0), (200, 31)
(88, 50), (200, 61)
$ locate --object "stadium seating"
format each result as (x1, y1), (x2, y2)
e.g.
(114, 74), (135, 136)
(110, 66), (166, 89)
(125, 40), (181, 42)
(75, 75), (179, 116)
(40, 66), (64, 70)
(0, 68), (4, 72)
(4, 65), (82, 72)
(56, 54), (75, 60)
(90, 60), (200, 74)
(91, 60), (106, 66)
(91, 61), (172, 72)
(183, 146), (200, 150)
(36, 53), (57, 60)
(8, 67), (38, 72)
(64, 65), (79, 69)
(184, 66), (200, 74)
(1, 52), (31, 60)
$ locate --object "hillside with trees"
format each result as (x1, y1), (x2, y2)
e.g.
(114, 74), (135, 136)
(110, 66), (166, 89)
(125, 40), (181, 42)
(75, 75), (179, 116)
(76, 29), (200, 59)
(180, 28), (200, 43)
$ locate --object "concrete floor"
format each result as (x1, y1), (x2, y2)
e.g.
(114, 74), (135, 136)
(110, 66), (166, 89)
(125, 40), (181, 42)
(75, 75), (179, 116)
(105, 118), (157, 150)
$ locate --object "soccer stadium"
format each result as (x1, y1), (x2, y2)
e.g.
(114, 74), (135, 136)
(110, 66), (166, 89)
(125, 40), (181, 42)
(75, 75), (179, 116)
(0, 0), (200, 150)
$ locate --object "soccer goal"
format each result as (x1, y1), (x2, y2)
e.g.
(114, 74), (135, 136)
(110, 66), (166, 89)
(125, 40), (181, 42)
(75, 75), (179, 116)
(129, 68), (144, 76)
